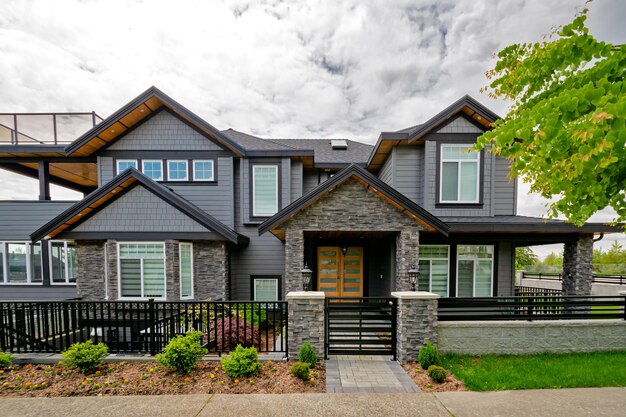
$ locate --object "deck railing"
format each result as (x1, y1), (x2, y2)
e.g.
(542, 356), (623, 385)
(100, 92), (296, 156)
(514, 286), (563, 297)
(438, 295), (626, 321)
(0, 112), (103, 145)
(0, 300), (287, 356)
(521, 271), (626, 285)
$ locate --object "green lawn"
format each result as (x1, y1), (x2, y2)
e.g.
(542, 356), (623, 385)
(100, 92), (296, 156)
(442, 351), (626, 391)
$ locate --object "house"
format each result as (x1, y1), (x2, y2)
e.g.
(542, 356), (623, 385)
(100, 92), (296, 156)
(0, 87), (620, 302)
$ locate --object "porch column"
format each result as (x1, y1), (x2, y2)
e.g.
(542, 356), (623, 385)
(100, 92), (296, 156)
(286, 291), (325, 360)
(38, 161), (50, 201)
(284, 228), (305, 296)
(392, 291), (440, 363)
(562, 234), (594, 296)
(395, 229), (420, 291)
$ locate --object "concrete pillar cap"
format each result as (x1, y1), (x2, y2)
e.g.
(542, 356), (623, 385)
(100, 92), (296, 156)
(391, 291), (440, 300)
(619, 291), (626, 296)
(286, 291), (326, 300)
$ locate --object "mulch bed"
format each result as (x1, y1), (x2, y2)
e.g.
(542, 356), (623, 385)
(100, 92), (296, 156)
(402, 362), (465, 392)
(0, 360), (325, 397)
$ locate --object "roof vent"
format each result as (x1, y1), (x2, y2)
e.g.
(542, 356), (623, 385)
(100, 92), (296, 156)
(331, 139), (348, 150)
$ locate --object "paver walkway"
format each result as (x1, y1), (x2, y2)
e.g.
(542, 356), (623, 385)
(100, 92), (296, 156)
(325, 355), (419, 393)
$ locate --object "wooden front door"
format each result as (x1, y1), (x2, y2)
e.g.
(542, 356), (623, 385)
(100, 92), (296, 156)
(317, 246), (363, 297)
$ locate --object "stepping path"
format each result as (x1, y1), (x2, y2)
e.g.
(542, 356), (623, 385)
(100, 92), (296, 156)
(325, 355), (420, 393)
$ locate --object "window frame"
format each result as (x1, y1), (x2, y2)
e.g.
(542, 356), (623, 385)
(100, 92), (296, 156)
(439, 144), (481, 204)
(141, 160), (163, 181)
(179, 242), (194, 300)
(418, 245), (450, 297)
(117, 242), (167, 300)
(192, 160), (215, 182)
(167, 160), (189, 182)
(251, 275), (281, 305)
(0, 241), (43, 285)
(251, 164), (279, 217)
(455, 244), (494, 297)
(116, 159), (138, 175)
(49, 240), (77, 286)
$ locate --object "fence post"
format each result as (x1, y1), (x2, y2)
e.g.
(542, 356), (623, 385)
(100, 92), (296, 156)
(392, 292), (440, 363)
(620, 291), (626, 321)
(148, 298), (156, 355)
(286, 291), (325, 360)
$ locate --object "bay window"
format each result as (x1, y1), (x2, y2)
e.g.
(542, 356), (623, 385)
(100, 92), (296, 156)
(457, 245), (494, 297)
(440, 144), (480, 203)
(118, 243), (166, 299)
(252, 165), (278, 217)
(418, 245), (449, 297)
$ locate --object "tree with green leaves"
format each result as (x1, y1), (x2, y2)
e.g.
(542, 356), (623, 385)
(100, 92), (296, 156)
(515, 246), (539, 269)
(476, 5), (626, 226)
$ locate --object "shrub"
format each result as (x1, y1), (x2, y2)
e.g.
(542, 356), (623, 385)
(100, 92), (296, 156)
(62, 340), (108, 373)
(235, 306), (273, 330)
(221, 345), (262, 378)
(418, 341), (440, 371)
(298, 341), (318, 367)
(156, 331), (208, 374)
(209, 317), (260, 352)
(0, 352), (13, 369)
(290, 361), (311, 381)
(428, 365), (447, 383)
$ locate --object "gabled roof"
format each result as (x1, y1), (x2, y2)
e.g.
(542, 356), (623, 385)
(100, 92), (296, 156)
(65, 86), (247, 157)
(31, 168), (248, 244)
(259, 163), (449, 239)
(367, 95), (501, 172)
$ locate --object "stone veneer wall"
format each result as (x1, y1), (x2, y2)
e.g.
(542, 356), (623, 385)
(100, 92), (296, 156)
(286, 291), (325, 360)
(393, 292), (439, 363)
(562, 234), (594, 296)
(438, 320), (626, 355)
(282, 179), (424, 294)
(76, 239), (228, 301)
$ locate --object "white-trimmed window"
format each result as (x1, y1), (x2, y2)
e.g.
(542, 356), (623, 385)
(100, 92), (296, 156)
(252, 165), (278, 216)
(252, 276), (279, 302)
(167, 160), (188, 181)
(142, 160), (163, 181)
(193, 160), (214, 181)
(49, 241), (76, 285)
(457, 245), (494, 297)
(179, 243), (193, 299)
(440, 144), (480, 203)
(118, 243), (166, 299)
(418, 245), (449, 297)
(0, 242), (43, 284)
(116, 159), (138, 174)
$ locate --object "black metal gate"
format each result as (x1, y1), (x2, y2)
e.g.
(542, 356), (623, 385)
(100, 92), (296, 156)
(325, 297), (397, 359)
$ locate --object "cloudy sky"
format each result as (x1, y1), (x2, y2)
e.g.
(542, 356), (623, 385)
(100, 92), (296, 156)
(0, 0), (624, 258)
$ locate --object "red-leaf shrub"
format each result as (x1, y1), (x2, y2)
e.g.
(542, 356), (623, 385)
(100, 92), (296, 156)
(208, 317), (260, 352)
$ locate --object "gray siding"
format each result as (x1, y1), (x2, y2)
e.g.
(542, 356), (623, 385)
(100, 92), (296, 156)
(169, 157), (234, 227)
(379, 149), (394, 186)
(493, 156), (516, 215)
(281, 157), (291, 206)
(303, 168), (320, 195)
(435, 116), (484, 134)
(73, 186), (210, 232)
(0, 286), (77, 301)
(99, 156), (114, 185)
(497, 241), (514, 296)
(291, 160), (303, 201)
(108, 110), (223, 151)
(0, 201), (76, 240)
(392, 146), (420, 204)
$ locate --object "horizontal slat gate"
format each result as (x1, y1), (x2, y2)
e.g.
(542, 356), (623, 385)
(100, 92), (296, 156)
(325, 297), (396, 360)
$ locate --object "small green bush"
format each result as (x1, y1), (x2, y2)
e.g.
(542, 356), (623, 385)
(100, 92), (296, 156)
(418, 341), (440, 370)
(298, 341), (318, 367)
(290, 361), (311, 380)
(157, 331), (208, 374)
(221, 345), (262, 378)
(0, 352), (13, 369)
(428, 365), (447, 383)
(62, 340), (108, 373)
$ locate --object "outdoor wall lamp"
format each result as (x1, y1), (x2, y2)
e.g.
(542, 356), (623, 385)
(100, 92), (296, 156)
(408, 264), (419, 291)
(342, 246), (348, 255)
(301, 263), (313, 291)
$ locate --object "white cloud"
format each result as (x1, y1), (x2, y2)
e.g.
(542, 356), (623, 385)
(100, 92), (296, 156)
(0, 0), (624, 257)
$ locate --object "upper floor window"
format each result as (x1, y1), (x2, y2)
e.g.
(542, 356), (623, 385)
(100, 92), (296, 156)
(116, 159), (137, 174)
(193, 160), (214, 181)
(440, 145), (480, 203)
(142, 160), (163, 181)
(252, 165), (278, 217)
(0, 241), (43, 284)
(167, 160), (188, 181)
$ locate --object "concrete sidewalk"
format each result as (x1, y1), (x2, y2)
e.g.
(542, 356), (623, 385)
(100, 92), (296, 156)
(1, 388), (625, 417)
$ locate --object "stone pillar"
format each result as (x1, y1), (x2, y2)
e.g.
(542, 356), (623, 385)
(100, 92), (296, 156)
(76, 240), (106, 300)
(562, 234), (594, 296)
(392, 291), (439, 363)
(194, 241), (228, 301)
(286, 291), (325, 360)
(395, 229), (420, 291)
(284, 228), (305, 296)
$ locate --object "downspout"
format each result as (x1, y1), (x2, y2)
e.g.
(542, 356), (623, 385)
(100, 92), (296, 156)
(104, 242), (109, 300)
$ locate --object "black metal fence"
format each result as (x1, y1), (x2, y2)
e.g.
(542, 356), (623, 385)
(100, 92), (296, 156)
(515, 286), (563, 297)
(522, 272), (626, 285)
(0, 300), (288, 356)
(439, 295), (626, 321)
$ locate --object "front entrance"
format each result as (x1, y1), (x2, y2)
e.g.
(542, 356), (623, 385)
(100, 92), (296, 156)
(317, 246), (363, 297)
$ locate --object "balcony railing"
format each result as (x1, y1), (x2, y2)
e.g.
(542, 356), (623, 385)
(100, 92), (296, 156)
(0, 112), (103, 146)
